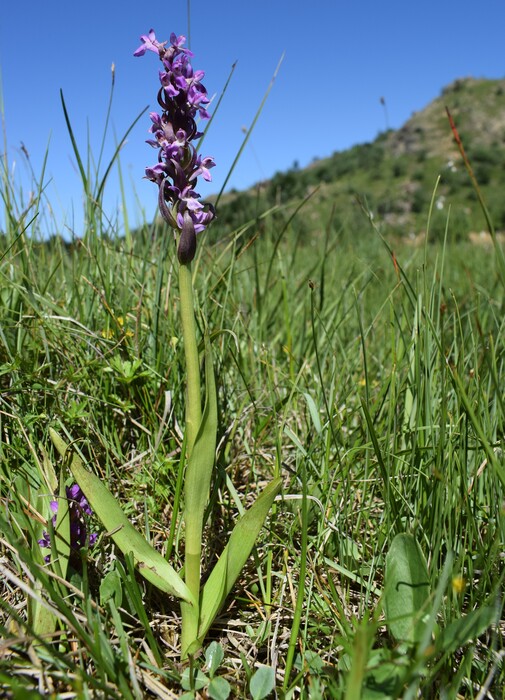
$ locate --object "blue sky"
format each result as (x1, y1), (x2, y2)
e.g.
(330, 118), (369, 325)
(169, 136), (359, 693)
(1, 0), (504, 237)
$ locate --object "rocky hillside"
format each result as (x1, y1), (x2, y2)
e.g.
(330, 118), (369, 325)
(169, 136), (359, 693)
(215, 77), (505, 240)
(387, 77), (505, 158)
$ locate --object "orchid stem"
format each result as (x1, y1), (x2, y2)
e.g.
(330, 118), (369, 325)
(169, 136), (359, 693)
(178, 259), (203, 657)
(179, 261), (202, 456)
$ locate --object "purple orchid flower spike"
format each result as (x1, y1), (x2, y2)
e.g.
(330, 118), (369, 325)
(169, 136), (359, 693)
(134, 30), (215, 263)
(39, 484), (97, 562)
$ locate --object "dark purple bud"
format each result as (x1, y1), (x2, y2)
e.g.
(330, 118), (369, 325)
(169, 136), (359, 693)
(177, 210), (197, 264)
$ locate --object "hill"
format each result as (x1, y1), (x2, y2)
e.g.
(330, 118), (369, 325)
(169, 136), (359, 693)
(214, 77), (505, 240)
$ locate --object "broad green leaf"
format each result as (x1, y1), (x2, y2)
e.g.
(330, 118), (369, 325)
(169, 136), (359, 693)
(30, 578), (58, 639)
(198, 478), (282, 641)
(205, 641), (225, 677)
(208, 676), (231, 700)
(49, 428), (195, 606)
(31, 476), (69, 637)
(184, 334), (218, 552)
(181, 668), (209, 691)
(30, 483), (60, 638)
(384, 533), (430, 644)
(249, 665), (275, 700)
(293, 650), (324, 672)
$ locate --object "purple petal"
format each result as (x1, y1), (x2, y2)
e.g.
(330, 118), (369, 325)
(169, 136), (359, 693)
(134, 29), (166, 57)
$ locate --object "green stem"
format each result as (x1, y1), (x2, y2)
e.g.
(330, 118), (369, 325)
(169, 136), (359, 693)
(178, 260), (203, 657)
(178, 262), (202, 456)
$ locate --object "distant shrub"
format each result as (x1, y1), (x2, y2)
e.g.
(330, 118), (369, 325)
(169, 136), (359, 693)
(392, 160), (407, 178)
(356, 142), (384, 169)
(411, 187), (429, 214)
(444, 167), (472, 194)
(216, 191), (261, 229)
(467, 145), (503, 166)
(267, 169), (305, 202)
(473, 164), (491, 185)
(375, 129), (394, 143)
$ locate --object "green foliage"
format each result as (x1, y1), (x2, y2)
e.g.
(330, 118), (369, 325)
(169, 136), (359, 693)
(384, 534), (430, 644)
(197, 477), (281, 644)
(249, 665), (275, 700)
(179, 642), (231, 699)
(1, 74), (505, 698)
(50, 428), (195, 604)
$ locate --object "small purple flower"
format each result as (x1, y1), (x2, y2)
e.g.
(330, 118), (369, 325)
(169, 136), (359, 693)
(133, 29), (167, 57)
(168, 32), (194, 56)
(39, 484), (97, 562)
(190, 155), (215, 183)
(134, 29), (216, 263)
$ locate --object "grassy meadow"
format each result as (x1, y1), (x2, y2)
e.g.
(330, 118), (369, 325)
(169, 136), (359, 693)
(1, 103), (505, 698)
